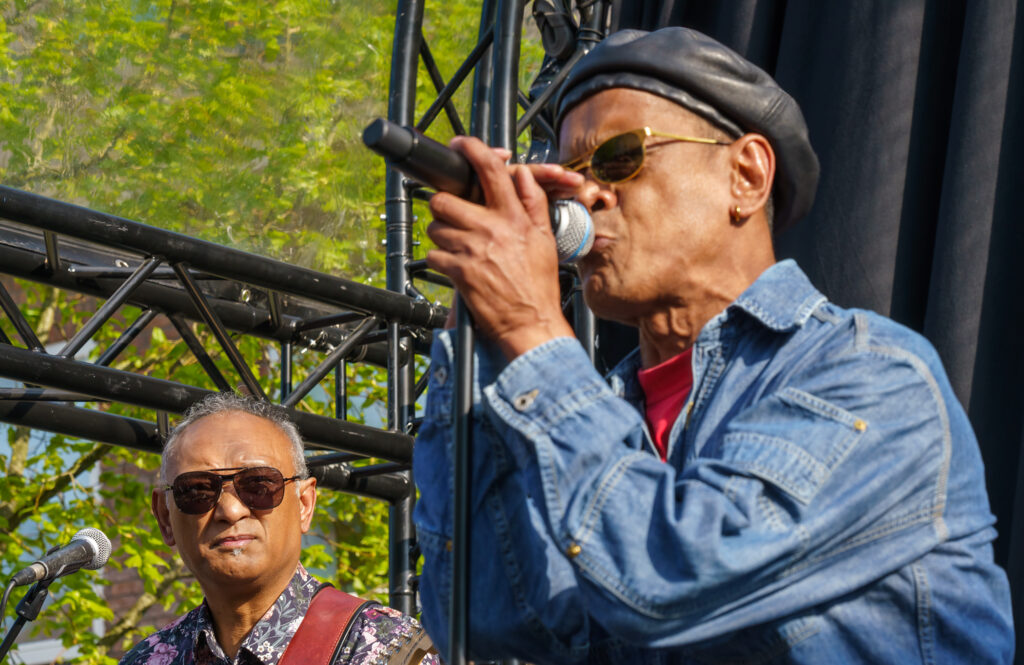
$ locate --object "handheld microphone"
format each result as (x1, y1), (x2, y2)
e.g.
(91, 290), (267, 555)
(9, 528), (112, 587)
(362, 118), (594, 263)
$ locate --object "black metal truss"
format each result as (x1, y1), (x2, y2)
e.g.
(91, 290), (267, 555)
(0, 0), (613, 633)
(0, 184), (437, 607)
(382, 0), (613, 658)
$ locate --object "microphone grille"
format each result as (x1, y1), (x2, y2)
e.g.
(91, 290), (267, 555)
(72, 528), (112, 570)
(552, 200), (594, 263)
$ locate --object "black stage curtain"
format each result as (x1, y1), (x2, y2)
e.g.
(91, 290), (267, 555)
(600, 0), (1023, 655)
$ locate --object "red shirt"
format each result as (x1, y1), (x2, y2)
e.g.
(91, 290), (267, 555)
(636, 348), (694, 461)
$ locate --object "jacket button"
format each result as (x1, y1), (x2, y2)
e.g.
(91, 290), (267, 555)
(566, 543), (582, 558)
(854, 419), (867, 432)
(513, 389), (539, 411)
(433, 366), (448, 386)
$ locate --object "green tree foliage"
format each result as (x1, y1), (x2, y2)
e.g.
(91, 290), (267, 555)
(0, 0), (545, 662)
(3, 0), (391, 280)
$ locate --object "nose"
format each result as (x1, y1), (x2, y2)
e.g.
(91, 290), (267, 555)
(574, 177), (616, 213)
(212, 480), (251, 522)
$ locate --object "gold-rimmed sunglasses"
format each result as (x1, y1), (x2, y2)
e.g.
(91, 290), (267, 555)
(561, 127), (731, 184)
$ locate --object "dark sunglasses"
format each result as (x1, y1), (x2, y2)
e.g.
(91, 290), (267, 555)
(164, 466), (300, 515)
(561, 127), (730, 184)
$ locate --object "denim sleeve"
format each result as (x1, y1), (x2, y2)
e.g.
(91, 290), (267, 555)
(415, 325), (954, 654)
(412, 331), (594, 663)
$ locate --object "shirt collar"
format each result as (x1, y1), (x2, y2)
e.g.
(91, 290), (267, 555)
(194, 564), (323, 665)
(606, 260), (825, 389)
(728, 259), (826, 332)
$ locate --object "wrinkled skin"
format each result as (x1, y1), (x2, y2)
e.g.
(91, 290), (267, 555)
(426, 88), (776, 367)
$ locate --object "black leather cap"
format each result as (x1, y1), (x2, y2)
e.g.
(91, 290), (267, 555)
(555, 28), (819, 232)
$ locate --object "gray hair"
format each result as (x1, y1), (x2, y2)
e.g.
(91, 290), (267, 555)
(159, 393), (309, 485)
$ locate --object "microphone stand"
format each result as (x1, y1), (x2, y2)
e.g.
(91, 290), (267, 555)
(0, 578), (56, 664)
(449, 297), (473, 665)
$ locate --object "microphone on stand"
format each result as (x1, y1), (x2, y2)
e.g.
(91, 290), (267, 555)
(0, 528), (113, 664)
(9, 528), (112, 587)
(362, 118), (594, 263)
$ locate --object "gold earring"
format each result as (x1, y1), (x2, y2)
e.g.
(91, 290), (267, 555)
(731, 206), (743, 222)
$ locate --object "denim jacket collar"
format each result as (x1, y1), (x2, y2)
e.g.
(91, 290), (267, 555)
(729, 259), (827, 333)
(607, 260), (826, 401)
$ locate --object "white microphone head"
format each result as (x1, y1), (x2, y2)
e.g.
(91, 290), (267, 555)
(72, 527), (112, 570)
(551, 199), (594, 263)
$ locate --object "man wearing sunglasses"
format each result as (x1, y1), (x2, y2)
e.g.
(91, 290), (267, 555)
(414, 27), (1012, 664)
(120, 393), (438, 665)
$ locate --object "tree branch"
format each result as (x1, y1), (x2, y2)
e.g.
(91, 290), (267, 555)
(29, 99), (60, 172)
(7, 443), (113, 531)
(7, 426), (29, 478)
(5, 0), (47, 27)
(165, 0), (177, 41)
(97, 559), (193, 650)
(62, 124), (129, 179)
(34, 287), (60, 346)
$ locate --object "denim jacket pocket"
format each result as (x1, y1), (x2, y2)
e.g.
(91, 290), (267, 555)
(413, 374), (454, 540)
(718, 387), (864, 504)
(424, 367), (452, 423)
(411, 525), (454, 656)
(416, 526), (452, 597)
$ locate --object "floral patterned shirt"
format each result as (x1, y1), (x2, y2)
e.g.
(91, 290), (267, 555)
(118, 565), (439, 665)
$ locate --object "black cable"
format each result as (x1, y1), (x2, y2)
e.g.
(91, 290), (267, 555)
(0, 579), (14, 628)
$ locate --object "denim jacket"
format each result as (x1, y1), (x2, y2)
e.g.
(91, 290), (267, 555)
(413, 260), (1014, 664)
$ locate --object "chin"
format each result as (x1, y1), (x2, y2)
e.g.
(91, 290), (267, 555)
(583, 276), (623, 319)
(583, 288), (645, 328)
(207, 565), (265, 589)
(201, 549), (266, 581)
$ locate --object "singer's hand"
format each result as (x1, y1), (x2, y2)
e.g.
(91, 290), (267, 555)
(521, 162), (589, 201)
(427, 137), (582, 359)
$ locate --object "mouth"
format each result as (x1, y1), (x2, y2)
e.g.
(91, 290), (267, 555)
(212, 534), (256, 549)
(582, 232), (614, 260)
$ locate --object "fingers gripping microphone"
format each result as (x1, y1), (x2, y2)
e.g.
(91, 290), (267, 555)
(362, 118), (594, 263)
(9, 528), (112, 587)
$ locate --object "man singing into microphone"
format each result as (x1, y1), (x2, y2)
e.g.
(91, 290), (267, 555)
(412, 27), (1014, 663)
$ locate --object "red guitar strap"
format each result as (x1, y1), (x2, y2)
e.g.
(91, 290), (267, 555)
(278, 585), (372, 665)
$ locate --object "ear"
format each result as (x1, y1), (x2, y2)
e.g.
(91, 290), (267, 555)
(297, 477), (317, 534)
(729, 133), (775, 220)
(152, 488), (176, 547)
